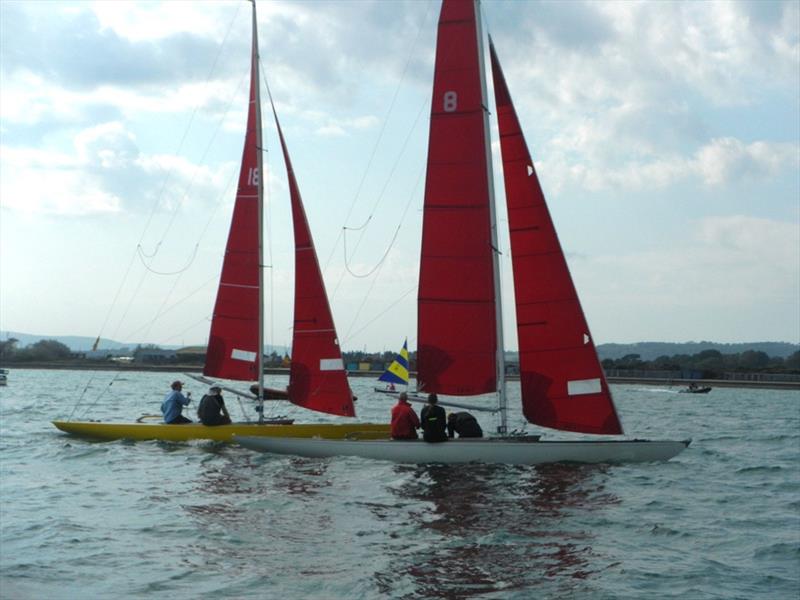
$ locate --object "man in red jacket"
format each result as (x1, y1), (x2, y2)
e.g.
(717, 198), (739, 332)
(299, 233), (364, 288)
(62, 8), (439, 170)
(391, 392), (420, 440)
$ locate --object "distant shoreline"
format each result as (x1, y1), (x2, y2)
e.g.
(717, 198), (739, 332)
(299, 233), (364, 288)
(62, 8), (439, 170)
(2, 363), (797, 391)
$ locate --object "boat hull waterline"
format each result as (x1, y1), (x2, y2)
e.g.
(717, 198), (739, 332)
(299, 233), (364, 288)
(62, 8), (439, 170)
(234, 436), (691, 465)
(52, 421), (390, 443)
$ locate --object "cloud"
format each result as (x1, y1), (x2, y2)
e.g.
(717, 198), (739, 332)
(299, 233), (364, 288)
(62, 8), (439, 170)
(488, 1), (799, 194)
(571, 215), (799, 342)
(585, 215), (799, 304)
(1, 2), (242, 91)
(694, 138), (800, 185)
(314, 115), (379, 137)
(0, 122), (227, 217)
(539, 136), (799, 192)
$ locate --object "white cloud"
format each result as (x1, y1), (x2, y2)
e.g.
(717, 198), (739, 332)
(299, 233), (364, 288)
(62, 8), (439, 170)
(694, 138), (799, 185)
(540, 137), (798, 193)
(314, 115), (379, 138)
(0, 121), (228, 217)
(90, 0), (235, 42)
(572, 215), (799, 341)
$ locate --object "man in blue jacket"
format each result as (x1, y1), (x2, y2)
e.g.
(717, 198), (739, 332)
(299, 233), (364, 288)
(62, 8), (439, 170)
(161, 380), (192, 424)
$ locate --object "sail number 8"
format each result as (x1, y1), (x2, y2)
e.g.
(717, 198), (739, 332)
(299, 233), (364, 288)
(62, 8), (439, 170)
(443, 91), (458, 112)
(248, 167), (260, 186)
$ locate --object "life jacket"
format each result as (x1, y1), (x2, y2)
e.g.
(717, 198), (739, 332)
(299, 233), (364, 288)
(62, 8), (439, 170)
(420, 404), (448, 443)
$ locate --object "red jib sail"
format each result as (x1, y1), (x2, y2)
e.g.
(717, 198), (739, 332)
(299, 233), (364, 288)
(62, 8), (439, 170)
(417, 0), (498, 396)
(272, 115), (356, 418)
(204, 26), (261, 382)
(489, 40), (623, 435)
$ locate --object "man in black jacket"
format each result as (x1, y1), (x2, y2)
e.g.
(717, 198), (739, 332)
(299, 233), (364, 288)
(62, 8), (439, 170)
(447, 411), (483, 438)
(197, 386), (232, 426)
(420, 394), (448, 443)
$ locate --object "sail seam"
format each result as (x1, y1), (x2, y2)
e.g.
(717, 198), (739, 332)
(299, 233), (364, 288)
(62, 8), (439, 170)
(220, 283), (259, 289)
(419, 298), (494, 305)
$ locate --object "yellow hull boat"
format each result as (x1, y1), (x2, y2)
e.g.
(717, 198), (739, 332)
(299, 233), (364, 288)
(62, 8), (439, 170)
(52, 420), (390, 443)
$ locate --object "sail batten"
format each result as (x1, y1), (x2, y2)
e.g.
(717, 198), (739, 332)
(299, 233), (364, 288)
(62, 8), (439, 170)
(489, 39), (623, 435)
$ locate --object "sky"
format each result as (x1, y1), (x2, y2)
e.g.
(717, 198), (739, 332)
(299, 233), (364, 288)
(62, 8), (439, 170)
(1, 0), (798, 353)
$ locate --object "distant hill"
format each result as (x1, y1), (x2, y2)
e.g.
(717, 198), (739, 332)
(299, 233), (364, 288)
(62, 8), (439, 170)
(596, 342), (799, 361)
(3, 331), (796, 360)
(1, 331), (136, 351)
(0, 331), (289, 355)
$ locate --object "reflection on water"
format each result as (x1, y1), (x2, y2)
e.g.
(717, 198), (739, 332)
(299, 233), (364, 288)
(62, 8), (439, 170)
(179, 452), (619, 597)
(376, 463), (618, 598)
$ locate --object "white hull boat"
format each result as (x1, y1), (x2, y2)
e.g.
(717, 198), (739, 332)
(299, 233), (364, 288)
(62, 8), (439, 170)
(236, 436), (691, 465)
(233, 0), (689, 466)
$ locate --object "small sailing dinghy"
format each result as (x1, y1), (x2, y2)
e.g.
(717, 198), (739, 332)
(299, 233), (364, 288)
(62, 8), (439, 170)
(237, 0), (689, 464)
(374, 339), (410, 394)
(53, 1), (388, 443)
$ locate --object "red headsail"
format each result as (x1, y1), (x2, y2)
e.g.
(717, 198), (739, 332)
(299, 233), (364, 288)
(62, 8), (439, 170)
(417, 0), (498, 396)
(272, 115), (356, 418)
(204, 25), (261, 382)
(490, 40), (623, 435)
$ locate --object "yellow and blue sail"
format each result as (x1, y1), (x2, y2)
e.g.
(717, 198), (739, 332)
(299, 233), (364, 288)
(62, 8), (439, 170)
(378, 339), (410, 386)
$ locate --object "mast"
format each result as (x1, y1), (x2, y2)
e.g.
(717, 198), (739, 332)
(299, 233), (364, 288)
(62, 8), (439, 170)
(474, 0), (507, 434)
(251, 0), (265, 421)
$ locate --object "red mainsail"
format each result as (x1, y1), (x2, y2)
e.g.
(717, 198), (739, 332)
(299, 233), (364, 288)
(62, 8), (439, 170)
(273, 116), (356, 418)
(417, 0), (498, 396)
(489, 40), (623, 435)
(204, 27), (261, 382)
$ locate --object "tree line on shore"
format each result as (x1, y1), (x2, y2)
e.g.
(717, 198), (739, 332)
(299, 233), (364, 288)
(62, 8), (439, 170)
(2, 337), (798, 379)
(602, 349), (800, 378)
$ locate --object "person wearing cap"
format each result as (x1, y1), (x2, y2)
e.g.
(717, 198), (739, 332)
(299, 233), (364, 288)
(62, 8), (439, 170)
(420, 393), (448, 443)
(161, 380), (192, 424)
(197, 385), (231, 426)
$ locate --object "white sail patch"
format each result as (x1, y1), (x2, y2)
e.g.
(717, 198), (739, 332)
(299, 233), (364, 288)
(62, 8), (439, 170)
(320, 358), (344, 371)
(567, 378), (602, 396)
(231, 349), (257, 362)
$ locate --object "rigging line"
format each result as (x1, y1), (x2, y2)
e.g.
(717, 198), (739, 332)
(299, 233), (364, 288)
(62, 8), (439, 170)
(150, 66), (249, 250)
(159, 314), (213, 346)
(138, 2), (245, 260)
(123, 92), (241, 345)
(343, 284), (417, 346)
(342, 161), (426, 342)
(122, 273), (218, 342)
(331, 93), (430, 301)
(135, 269), (189, 350)
(338, 94), (429, 266)
(137, 242), (162, 259)
(69, 371), (123, 422)
(257, 60), (276, 353)
(109, 66), (243, 343)
(342, 223), (401, 279)
(136, 243), (200, 276)
(97, 6), (243, 347)
(322, 0), (435, 272)
(68, 370), (102, 420)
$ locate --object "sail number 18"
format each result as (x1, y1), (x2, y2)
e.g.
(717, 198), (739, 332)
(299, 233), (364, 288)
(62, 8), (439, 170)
(248, 168), (260, 186)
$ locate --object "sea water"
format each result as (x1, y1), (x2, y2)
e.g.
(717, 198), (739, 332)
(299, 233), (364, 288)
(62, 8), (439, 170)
(0, 369), (798, 599)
